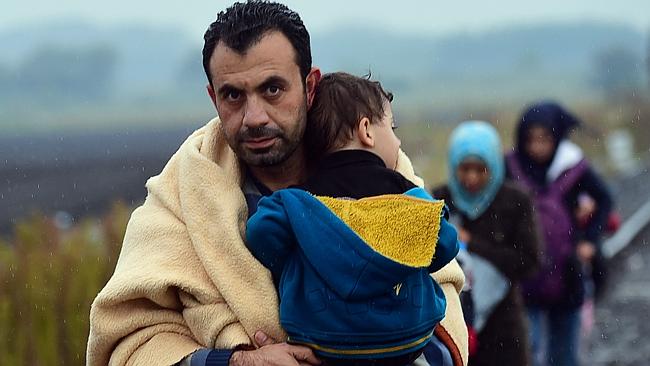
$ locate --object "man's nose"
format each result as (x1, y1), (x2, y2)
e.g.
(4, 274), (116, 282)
(243, 96), (270, 128)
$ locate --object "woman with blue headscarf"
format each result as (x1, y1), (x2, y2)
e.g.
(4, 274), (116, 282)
(434, 121), (540, 366)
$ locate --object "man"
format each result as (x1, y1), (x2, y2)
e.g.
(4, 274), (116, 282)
(86, 2), (468, 366)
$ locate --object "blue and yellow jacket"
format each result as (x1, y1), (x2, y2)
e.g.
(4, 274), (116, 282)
(246, 186), (459, 359)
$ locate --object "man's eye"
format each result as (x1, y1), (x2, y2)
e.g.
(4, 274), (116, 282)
(266, 85), (282, 97)
(224, 90), (241, 101)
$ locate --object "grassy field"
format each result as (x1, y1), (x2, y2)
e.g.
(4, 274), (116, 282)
(0, 203), (128, 365)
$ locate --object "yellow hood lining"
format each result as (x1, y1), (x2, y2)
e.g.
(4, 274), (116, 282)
(317, 194), (444, 267)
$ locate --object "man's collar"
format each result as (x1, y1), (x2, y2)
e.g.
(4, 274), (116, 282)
(243, 168), (273, 197)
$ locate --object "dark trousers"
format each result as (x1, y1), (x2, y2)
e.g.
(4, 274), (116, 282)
(528, 306), (580, 366)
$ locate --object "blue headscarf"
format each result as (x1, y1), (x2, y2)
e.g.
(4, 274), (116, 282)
(448, 121), (505, 220)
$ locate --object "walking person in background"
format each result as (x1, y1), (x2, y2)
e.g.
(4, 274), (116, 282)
(434, 121), (541, 366)
(506, 101), (613, 366)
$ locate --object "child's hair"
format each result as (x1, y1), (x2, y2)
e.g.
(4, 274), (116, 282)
(306, 72), (393, 160)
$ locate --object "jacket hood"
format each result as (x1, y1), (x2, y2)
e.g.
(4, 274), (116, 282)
(514, 101), (581, 185)
(447, 120), (505, 220)
(277, 187), (444, 300)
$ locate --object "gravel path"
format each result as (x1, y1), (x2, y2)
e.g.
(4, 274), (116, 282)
(584, 165), (650, 365)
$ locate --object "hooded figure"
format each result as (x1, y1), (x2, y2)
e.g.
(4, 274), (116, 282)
(513, 101), (581, 186)
(506, 101), (612, 366)
(434, 121), (540, 366)
(447, 121), (505, 220)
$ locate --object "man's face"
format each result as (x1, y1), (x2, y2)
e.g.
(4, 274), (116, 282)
(208, 31), (313, 167)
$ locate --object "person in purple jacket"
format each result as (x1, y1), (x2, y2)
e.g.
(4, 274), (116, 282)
(506, 101), (613, 366)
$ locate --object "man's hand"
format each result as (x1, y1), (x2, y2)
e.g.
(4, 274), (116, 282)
(229, 331), (321, 366)
(576, 240), (596, 264)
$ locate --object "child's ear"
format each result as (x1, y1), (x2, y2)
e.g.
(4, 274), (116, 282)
(357, 117), (375, 148)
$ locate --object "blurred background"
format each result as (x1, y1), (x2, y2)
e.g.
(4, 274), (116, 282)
(1, 1), (649, 365)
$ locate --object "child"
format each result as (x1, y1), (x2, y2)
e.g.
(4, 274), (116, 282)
(246, 72), (459, 366)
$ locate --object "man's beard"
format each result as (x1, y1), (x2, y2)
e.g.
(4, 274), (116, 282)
(234, 102), (306, 167)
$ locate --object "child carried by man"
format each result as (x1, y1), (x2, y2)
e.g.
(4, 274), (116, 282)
(246, 72), (459, 366)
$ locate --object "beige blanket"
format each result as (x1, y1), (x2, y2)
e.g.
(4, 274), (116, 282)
(87, 117), (468, 366)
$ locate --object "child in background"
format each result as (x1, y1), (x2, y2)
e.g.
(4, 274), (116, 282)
(246, 72), (459, 366)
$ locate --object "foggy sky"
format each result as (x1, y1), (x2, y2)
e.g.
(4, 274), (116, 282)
(4, 0), (649, 39)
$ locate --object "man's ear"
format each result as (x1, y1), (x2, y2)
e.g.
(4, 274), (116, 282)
(305, 67), (322, 109)
(207, 84), (217, 108)
(357, 117), (375, 148)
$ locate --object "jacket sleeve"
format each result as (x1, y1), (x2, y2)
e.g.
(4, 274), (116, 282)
(397, 155), (468, 366)
(429, 211), (460, 273)
(246, 193), (295, 286)
(468, 190), (540, 281)
(179, 349), (234, 366)
(571, 166), (613, 244)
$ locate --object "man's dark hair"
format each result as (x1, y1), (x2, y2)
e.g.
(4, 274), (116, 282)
(306, 72), (393, 160)
(202, 1), (312, 87)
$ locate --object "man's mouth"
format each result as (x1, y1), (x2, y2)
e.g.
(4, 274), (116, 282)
(243, 137), (277, 150)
